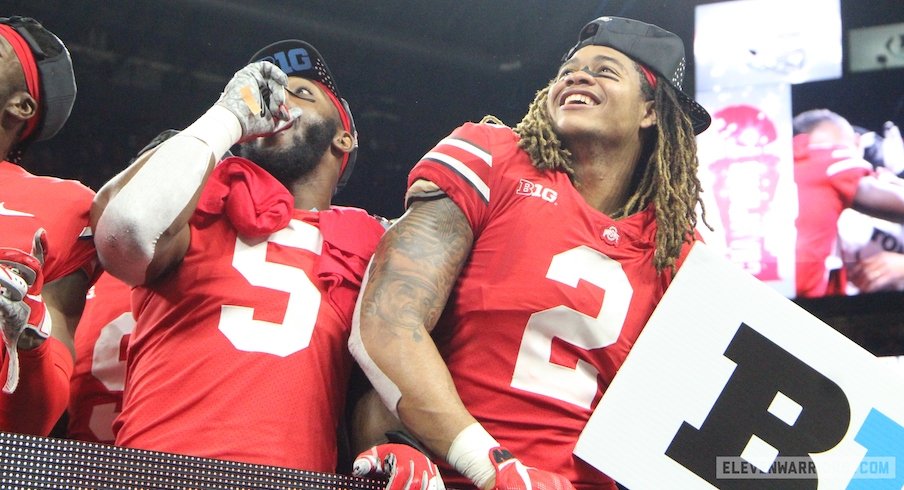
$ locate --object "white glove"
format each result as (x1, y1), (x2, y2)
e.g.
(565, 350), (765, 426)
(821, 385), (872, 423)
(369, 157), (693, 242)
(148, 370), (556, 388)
(215, 61), (301, 142)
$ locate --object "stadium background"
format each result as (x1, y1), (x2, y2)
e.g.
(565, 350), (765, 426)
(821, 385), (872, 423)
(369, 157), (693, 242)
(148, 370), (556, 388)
(8, 0), (904, 354)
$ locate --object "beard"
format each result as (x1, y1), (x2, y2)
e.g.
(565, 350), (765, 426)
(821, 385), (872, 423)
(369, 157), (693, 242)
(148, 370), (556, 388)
(238, 113), (337, 187)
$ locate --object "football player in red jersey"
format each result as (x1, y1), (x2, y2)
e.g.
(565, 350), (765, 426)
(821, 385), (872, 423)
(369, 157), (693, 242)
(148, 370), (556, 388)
(66, 271), (133, 444)
(67, 130), (175, 444)
(91, 39), (439, 486)
(349, 17), (711, 490)
(0, 16), (98, 436)
(837, 122), (904, 294)
(792, 109), (904, 298)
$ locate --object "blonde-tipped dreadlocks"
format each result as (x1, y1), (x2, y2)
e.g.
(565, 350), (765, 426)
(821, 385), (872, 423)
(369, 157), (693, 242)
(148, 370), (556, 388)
(509, 71), (708, 272)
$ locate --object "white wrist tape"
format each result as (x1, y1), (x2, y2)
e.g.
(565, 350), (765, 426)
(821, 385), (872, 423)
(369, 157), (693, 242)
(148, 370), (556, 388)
(181, 105), (243, 160)
(447, 422), (499, 489)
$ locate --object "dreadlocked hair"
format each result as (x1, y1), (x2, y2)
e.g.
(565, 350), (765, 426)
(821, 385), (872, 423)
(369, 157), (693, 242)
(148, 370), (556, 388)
(512, 72), (708, 272)
(512, 85), (574, 181)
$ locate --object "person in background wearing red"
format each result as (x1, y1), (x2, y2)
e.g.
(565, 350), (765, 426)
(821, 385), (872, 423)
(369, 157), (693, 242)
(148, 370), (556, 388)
(0, 16), (98, 436)
(793, 109), (904, 298)
(67, 130), (178, 444)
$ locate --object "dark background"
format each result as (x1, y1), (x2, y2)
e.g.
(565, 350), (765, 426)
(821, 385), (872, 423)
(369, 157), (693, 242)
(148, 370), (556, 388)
(8, 0), (904, 352)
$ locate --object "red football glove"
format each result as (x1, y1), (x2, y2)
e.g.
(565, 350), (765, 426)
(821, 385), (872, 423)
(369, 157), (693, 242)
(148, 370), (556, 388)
(0, 247), (43, 300)
(353, 443), (445, 490)
(0, 245), (49, 394)
(490, 447), (575, 490)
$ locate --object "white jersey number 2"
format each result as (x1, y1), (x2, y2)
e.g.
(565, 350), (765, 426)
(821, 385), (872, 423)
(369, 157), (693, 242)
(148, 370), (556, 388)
(511, 245), (632, 409)
(219, 219), (323, 357)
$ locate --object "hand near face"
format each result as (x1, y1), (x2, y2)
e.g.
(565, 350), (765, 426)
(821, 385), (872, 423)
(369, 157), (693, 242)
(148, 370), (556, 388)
(216, 61), (303, 142)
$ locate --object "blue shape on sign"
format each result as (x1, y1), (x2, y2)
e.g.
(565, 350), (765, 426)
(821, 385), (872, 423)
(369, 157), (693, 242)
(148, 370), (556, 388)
(847, 409), (904, 489)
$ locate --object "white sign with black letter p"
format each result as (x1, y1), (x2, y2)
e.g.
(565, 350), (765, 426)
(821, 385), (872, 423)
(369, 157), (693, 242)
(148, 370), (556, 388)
(574, 243), (904, 489)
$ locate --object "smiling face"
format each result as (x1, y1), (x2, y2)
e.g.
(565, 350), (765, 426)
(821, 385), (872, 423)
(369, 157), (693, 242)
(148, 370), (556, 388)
(546, 45), (656, 149)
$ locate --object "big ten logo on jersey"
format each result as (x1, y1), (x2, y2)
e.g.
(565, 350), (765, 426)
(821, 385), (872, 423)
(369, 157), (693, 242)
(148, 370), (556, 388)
(574, 243), (904, 489)
(515, 178), (558, 203)
(261, 48), (312, 75)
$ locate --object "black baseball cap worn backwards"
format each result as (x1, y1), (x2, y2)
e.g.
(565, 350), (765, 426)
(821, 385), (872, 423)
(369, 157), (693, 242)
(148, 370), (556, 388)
(564, 16), (711, 135)
(0, 16), (76, 142)
(248, 40), (359, 191)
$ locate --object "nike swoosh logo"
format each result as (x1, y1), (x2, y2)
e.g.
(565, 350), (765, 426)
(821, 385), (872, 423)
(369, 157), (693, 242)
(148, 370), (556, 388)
(0, 202), (34, 217)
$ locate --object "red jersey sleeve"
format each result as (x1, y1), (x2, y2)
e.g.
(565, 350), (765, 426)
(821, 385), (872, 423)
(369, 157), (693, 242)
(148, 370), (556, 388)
(67, 273), (134, 443)
(407, 122), (520, 234)
(0, 163), (99, 285)
(0, 337), (74, 435)
(826, 157), (873, 208)
(27, 176), (99, 283)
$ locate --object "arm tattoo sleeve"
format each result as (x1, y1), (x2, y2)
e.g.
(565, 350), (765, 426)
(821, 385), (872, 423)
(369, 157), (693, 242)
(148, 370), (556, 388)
(362, 197), (473, 342)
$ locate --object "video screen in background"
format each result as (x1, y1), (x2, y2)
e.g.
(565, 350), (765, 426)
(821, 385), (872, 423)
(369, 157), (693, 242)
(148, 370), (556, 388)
(694, 0), (904, 302)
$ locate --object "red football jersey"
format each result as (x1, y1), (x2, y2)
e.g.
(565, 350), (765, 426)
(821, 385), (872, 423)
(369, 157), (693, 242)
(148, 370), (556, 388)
(408, 123), (695, 490)
(0, 161), (97, 435)
(114, 179), (385, 472)
(0, 161), (97, 281)
(0, 337), (73, 435)
(793, 137), (872, 298)
(67, 272), (134, 443)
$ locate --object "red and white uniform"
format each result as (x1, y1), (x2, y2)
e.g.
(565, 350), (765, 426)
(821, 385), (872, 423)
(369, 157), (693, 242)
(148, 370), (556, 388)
(114, 157), (384, 472)
(0, 161), (98, 435)
(409, 123), (695, 490)
(68, 272), (134, 443)
(793, 135), (872, 298)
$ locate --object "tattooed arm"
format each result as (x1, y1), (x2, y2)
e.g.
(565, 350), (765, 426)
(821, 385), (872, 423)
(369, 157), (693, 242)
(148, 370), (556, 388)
(351, 189), (559, 489)
(354, 195), (478, 457)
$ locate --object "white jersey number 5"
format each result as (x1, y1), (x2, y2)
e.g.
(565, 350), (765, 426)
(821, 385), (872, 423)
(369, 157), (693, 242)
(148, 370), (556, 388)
(511, 245), (632, 409)
(219, 219), (323, 357)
